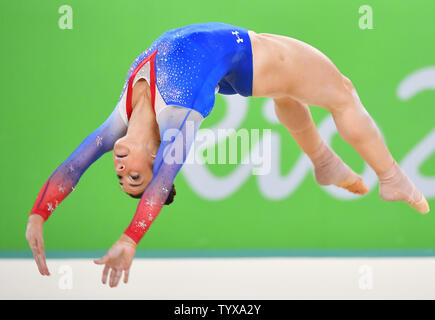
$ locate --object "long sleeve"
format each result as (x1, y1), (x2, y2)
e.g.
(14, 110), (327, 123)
(30, 105), (128, 221)
(124, 107), (203, 243)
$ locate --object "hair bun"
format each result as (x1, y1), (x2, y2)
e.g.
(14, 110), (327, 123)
(164, 185), (176, 205)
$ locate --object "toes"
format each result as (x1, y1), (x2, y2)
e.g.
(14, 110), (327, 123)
(409, 196), (430, 214)
(335, 177), (369, 195)
(344, 179), (369, 195)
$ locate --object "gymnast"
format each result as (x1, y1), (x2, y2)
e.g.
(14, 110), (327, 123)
(26, 22), (430, 287)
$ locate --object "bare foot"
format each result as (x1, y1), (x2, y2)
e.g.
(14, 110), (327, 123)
(379, 161), (430, 214)
(312, 142), (369, 195)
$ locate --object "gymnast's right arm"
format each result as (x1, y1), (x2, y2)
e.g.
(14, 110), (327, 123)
(26, 104), (127, 275)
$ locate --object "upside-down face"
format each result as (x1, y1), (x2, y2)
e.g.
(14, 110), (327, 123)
(113, 135), (154, 198)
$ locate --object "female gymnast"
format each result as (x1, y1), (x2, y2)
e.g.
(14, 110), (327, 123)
(26, 22), (430, 287)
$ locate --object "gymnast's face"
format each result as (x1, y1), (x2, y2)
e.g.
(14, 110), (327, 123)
(113, 136), (155, 197)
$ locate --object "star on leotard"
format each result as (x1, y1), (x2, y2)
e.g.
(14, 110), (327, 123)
(145, 199), (155, 207)
(69, 164), (74, 172)
(148, 213), (153, 221)
(47, 202), (54, 213)
(96, 135), (103, 147)
(137, 221), (147, 229)
(161, 187), (169, 193)
(58, 184), (65, 193)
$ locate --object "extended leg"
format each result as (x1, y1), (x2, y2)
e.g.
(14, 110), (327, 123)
(325, 79), (429, 213)
(252, 33), (429, 213)
(274, 96), (368, 195)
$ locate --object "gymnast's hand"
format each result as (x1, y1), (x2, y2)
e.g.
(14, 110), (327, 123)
(94, 234), (136, 287)
(26, 214), (50, 276)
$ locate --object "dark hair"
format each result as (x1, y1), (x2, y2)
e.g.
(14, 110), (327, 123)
(128, 185), (176, 205)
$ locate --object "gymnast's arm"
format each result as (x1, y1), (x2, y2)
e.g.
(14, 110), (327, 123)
(94, 106), (203, 287)
(26, 103), (128, 275)
(125, 107), (203, 242)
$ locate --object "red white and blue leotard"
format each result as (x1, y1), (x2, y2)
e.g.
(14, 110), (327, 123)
(119, 22), (253, 123)
(30, 22), (254, 243)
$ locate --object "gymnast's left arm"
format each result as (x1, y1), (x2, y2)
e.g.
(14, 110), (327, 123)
(94, 107), (203, 287)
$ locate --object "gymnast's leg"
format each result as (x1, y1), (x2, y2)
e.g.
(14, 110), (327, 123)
(251, 33), (429, 213)
(273, 96), (368, 195)
(328, 80), (429, 213)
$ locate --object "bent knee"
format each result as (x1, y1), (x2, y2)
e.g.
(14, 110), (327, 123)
(326, 75), (361, 111)
(342, 75), (355, 92)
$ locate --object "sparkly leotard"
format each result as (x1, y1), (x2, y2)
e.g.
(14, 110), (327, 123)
(118, 22), (253, 124)
(30, 22), (254, 244)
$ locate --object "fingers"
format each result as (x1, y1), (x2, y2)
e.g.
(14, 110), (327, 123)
(37, 237), (50, 276)
(109, 269), (115, 287)
(123, 269), (130, 284)
(29, 238), (49, 276)
(102, 265), (109, 284)
(109, 269), (123, 288)
(28, 238), (41, 273)
(100, 266), (129, 287)
(32, 250), (45, 275)
(94, 241), (134, 287)
(93, 255), (109, 265)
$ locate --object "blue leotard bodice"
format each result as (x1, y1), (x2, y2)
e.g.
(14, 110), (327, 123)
(120, 22), (254, 119)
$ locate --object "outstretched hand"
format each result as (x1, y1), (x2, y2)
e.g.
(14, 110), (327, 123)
(94, 234), (136, 287)
(26, 214), (50, 276)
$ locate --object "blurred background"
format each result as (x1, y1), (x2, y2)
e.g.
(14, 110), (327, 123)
(1, 0), (434, 299)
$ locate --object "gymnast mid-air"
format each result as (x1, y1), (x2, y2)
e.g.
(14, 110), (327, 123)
(26, 22), (430, 287)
